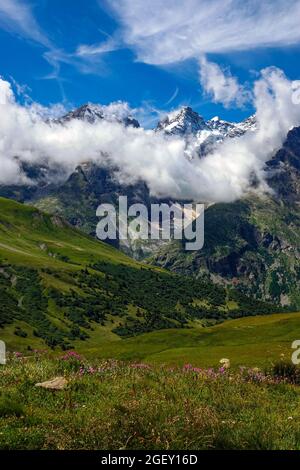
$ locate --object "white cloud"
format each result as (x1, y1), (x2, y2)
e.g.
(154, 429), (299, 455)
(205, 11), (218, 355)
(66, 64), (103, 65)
(164, 87), (179, 106)
(0, 68), (300, 202)
(99, 101), (134, 121)
(0, 1), (114, 85)
(0, 0), (50, 47)
(28, 102), (67, 120)
(105, 0), (300, 64)
(199, 56), (251, 108)
(0, 0), (70, 100)
(0, 76), (14, 104)
(191, 66), (300, 201)
(76, 38), (119, 57)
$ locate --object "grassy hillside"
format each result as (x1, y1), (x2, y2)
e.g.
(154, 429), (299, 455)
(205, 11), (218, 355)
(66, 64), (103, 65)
(0, 196), (137, 268)
(0, 197), (277, 352)
(74, 312), (300, 369)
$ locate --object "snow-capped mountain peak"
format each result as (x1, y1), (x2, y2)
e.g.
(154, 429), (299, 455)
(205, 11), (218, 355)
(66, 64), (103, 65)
(58, 103), (140, 128)
(157, 106), (257, 157)
(156, 106), (209, 136)
(60, 103), (105, 124)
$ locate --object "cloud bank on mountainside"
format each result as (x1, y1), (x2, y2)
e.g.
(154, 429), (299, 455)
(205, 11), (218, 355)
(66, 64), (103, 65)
(0, 66), (300, 202)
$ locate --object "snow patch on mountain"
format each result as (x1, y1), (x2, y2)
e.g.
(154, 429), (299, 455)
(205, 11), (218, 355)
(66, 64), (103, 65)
(156, 107), (257, 158)
(156, 107), (209, 136)
(57, 103), (140, 128)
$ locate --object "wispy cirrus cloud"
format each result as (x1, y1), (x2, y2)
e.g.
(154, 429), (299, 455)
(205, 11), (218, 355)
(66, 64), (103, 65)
(0, 0), (69, 97)
(104, 0), (300, 109)
(0, 0), (118, 100)
(105, 0), (300, 65)
(76, 35), (119, 57)
(164, 87), (179, 106)
(0, 0), (51, 47)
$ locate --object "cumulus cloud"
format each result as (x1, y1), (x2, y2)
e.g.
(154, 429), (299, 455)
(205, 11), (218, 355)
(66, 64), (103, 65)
(0, 77), (14, 104)
(191, 66), (300, 201)
(28, 102), (68, 121)
(199, 56), (251, 108)
(105, 0), (300, 64)
(98, 101), (135, 121)
(0, 67), (299, 202)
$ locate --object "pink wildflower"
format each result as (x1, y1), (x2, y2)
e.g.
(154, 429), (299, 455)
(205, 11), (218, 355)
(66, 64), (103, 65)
(61, 351), (83, 362)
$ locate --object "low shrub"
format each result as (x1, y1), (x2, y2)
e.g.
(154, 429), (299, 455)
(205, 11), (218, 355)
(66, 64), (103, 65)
(269, 360), (300, 384)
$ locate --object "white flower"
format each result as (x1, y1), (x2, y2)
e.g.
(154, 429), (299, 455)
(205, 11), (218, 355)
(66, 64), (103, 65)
(219, 358), (230, 369)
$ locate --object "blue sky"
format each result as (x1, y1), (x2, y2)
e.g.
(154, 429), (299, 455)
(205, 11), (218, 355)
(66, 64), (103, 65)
(1, 0), (300, 126)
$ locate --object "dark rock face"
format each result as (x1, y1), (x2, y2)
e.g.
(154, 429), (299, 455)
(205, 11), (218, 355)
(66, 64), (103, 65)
(152, 188), (300, 308)
(267, 126), (300, 203)
(40, 161), (152, 240)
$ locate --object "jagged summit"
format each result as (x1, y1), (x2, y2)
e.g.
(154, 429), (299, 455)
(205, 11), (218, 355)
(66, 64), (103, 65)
(156, 106), (257, 157)
(58, 103), (140, 128)
(157, 106), (256, 135)
(61, 103), (105, 124)
(207, 114), (257, 138)
(156, 106), (209, 135)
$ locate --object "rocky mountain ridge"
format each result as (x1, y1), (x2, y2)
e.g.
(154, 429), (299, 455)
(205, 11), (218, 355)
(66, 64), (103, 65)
(56, 103), (140, 128)
(156, 106), (257, 157)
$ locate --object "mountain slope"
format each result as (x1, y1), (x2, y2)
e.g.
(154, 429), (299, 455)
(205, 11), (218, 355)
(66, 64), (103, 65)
(151, 196), (300, 307)
(151, 125), (300, 308)
(267, 126), (300, 204)
(31, 163), (152, 237)
(0, 197), (276, 351)
(151, 120), (300, 308)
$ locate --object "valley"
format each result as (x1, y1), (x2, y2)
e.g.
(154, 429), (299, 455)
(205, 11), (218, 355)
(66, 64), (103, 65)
(0, 197), (278, 354)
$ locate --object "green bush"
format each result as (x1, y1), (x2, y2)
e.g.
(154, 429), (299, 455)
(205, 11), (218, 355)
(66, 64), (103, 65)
(270, 360), (300, 384)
